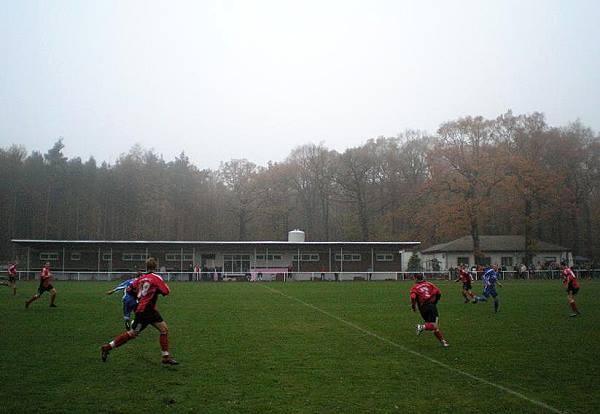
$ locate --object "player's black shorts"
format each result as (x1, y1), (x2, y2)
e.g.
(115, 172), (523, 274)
(567, 286), (580, 295)
(37, 284), (54, 295)
(8, 276), (16, 283)
(418, 302), (439, 323)
(132, 308), (164, 333)
(462, 281), (472, 290)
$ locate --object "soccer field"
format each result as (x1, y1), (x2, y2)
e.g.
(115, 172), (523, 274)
(1, 280), (598, 413)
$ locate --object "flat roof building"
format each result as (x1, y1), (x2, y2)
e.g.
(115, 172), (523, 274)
(11, 237), (420, 277)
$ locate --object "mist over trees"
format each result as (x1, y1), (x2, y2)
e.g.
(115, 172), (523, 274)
(1, 111), (599, 263)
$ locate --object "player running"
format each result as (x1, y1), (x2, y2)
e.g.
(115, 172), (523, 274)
(25, 262), (58, 308)
(410, 274), (449, 347)
(101, 258), (178, 365)
(1, 260), (18, 295)
(106, 275), (138, 330)
(474, 264), (502, 313)
(454, 264), (475, 303)
(560, 261), (581, 317)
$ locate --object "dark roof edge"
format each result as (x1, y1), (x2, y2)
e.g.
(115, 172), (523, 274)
(12, 239), (420, 246)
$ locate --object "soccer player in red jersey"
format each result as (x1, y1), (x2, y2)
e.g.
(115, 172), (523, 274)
(101, 257), (179, 365)
(1, 260), (18, 295)
(410, 274), (449, 347)
(25, 262), (58, 308)
(454, 264), (475, 303)
(561, 261), (581, 317)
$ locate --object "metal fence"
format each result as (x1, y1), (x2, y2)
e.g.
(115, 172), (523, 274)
(13, 269), (600, 282)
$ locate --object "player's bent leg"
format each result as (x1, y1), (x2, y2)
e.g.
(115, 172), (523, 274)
(49, 288), (57, 307)
(101, 329), (138, 361)
(567, 294), (580, 316)
(25, 294), (39, 308)
(432, 324), (448, 347)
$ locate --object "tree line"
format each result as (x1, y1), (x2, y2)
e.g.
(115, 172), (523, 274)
(1, 110), (599, 264)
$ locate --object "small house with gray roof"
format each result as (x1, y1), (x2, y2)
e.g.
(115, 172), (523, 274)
(420, 235), (572, 270)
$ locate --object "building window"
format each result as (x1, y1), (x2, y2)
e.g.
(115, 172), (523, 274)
(376, 253), (394, 262)
(102, 253), (112, 261)
(122, 253), (148, 262)
(165, 252), (193, 261)
(292, 254), (320, 262)
(40, 252), (59, 261)
(223, 254), (251, 273)
(255, 253), (283, 261)
(70, 252), (81, 261)
(481, 257), (492, 266)
(501, 257), (513, 267)
(334, 253), (361, 262)
(457, 257), (470, 266)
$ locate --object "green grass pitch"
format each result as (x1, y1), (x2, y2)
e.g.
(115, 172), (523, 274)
(1, 280), (598, 413)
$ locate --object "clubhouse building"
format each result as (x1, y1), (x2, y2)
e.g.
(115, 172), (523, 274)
(11, 231), (419, 280)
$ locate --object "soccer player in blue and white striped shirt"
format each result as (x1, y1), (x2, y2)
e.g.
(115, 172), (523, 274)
(106, 276), (138, 330)
(474, 264), (503, 313)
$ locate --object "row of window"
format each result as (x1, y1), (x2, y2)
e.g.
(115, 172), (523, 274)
(38, 251), (397, 262)
(457, 257), (558, 267)
(458, 256), (506, 266)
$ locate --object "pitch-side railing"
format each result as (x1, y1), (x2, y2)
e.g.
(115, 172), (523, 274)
(11, 269), (600, 282)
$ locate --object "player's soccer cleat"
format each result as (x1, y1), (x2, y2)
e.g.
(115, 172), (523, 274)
(124, 320), (131, 330)
(101, 344), (111, 362)
(25, 300), (31, 308)
(415, 324), (424, 336)
(441, 340), (450, 348)
(50, 304), (57, 307)
(569, 312), (580, 317)
(161, 356), (179, 366)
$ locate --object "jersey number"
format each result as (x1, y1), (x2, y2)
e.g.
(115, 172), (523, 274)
(139, 281), (150, 298)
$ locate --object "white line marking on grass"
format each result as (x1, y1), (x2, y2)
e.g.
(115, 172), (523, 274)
(262, 284), (563, 414)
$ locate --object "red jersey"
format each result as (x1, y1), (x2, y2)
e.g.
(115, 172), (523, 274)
(410, 281), (442, 309)
(8, 263), (17, 276)
(458, 268), (472, 283)
(40, 266), (51, 287)
(562, 267), (580, 289)
(127, 272), (170, 312)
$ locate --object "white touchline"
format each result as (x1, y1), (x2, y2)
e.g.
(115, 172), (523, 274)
(262, 285), (563, 414)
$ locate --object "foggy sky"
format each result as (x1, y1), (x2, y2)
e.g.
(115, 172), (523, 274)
(1, 0), (599, 169)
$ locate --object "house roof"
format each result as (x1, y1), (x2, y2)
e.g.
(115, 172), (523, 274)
(11, 239), (419, 249)
(421, 235), (569, 254)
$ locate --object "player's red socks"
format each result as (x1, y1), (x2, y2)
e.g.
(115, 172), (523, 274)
(159, 332), (169, 353)
(570, 301), (579, 312)
(424, 322), (435, 331)
(434, 330), (445, 342)
(113, 331), (134, 348)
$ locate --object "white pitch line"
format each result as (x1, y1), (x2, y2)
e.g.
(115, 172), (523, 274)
(262, 284), (563, 414)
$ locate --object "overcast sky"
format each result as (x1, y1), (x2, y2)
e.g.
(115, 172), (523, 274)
(1, 0), (599, 169)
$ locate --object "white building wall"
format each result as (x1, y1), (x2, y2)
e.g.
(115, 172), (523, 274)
(423, 251), (572, 270)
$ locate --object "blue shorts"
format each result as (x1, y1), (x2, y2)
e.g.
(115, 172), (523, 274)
(123, 296), (137, 318)
(482, 287), (498, 298)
